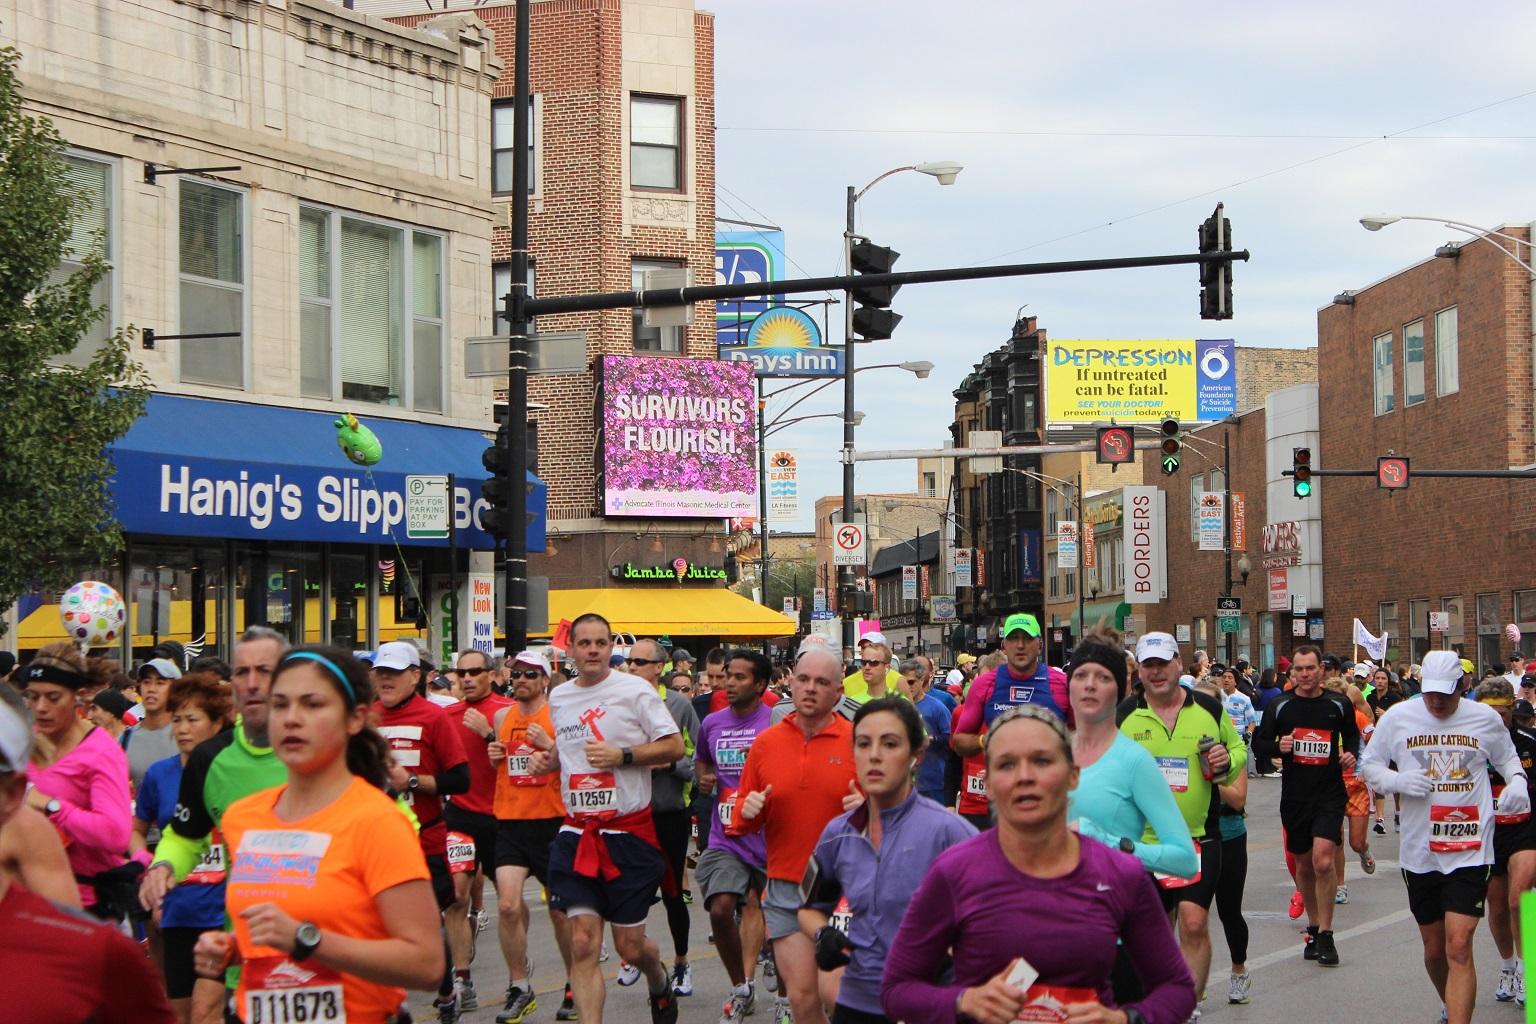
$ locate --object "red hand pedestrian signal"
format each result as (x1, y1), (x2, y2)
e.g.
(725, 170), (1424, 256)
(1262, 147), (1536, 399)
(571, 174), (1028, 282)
(1377, 456), (1410, 490)
(1096, 426), (1135, 467)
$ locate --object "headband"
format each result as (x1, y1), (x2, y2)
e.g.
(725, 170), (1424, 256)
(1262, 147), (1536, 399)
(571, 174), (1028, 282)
(280, 652), (357, 707)
(984, 704), (1072, 755)
(20, 663), (87, 689)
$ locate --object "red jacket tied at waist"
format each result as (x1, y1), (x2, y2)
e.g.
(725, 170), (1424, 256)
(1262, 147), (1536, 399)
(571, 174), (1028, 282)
(564, 806), (674, 895)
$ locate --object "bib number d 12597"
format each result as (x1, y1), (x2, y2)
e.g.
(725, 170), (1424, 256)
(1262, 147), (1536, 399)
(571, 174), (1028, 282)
(567, 772), (618, 817)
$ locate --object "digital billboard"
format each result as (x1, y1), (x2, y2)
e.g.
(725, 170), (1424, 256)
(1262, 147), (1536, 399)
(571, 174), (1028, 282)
(600, 355), (757, 518)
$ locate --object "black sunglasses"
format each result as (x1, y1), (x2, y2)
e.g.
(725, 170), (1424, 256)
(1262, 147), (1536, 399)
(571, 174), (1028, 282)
(459, 666), (488, 677)
(629, 658), (665, 666)
(509, 670), (545, 680)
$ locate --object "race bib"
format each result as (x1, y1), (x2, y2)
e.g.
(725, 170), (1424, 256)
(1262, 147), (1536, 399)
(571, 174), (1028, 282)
(567, 771), (618, 817)
(187, 828), (227, 885)
(1153, 839), (1203, 890)
(244, 957), (346, 1024)
(829, 895), (852, 934)
(446, 831), (476, 874)
(1292, 727), (1332, 766)
(1012, 985), (1100, 1022)
(1429, 804), (1482, 852)
(1155, 756), (1190, 793)
(965, 769), (987, 796)
(1495, 784), (1532, 826)
(717, 787), (738, 827)
(507, 743), (542, 786)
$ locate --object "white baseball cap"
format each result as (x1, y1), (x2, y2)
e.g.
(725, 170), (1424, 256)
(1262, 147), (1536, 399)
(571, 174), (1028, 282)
(137, 657), (183, 681)
(511, 649), (552, 675)
(1421, 650), (1464, 695)
(858, 631), (889, 648)
(1351, 663), (1372, 679)
(0, 696), (32, 773)
(373, 641), (422, 672)
(1135, 632), (1180, 664)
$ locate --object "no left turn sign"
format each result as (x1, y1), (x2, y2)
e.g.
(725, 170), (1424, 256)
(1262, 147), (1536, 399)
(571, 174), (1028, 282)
(832, 522), (866, 565)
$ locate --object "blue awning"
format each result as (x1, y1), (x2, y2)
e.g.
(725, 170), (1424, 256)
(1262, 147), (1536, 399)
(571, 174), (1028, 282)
(109, 394), (544, 551)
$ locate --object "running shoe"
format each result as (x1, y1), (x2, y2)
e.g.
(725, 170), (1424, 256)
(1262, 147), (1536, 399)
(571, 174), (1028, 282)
(618, 961), (642, 986)
(599, 942), (611, 963)
(556, 984), (578, 1021)
(434, 995), (459, 1024)
(497, 985), (538, 1024)
(760, 946), (778, 989)
(682, 888), (694, 905)
(1394, 812), (1400, 832)
(1438, 1008), (1448, 1023)
(1498, 967), (1518, 1002)
(1303, 926), (1319, 961)
(649, 990), (679, 1024)
(1314, 930), (1340, 967)
(1373, 817), (1387, 835)
(456, 976), (478, 1012)
(1287, 889), (1304, 919)
(1359, 849), (1376, 874)
(476, 908), (493, 935)
(1335, 885), (1349, 905)
(1518, 964), (1526, 1005)
(718, 984), (755, 1024)
(1228, 971), (1251, 1004)
(772, 995), (793, 1024)
(672, 962), (694, 996)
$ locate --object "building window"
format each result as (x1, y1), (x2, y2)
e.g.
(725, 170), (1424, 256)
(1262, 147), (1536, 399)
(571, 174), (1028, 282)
(1409, 598), (1430, 663)
(1476, 592), (1502, 675)
(1373, 331), (1395, 415)
(1046, 490), (1059, 533)
(1441, 596), (1464, 644)
(1435, 305), (1459, 396)
(51, 153), (114, 364)
(1065, 562), (1074, 597)
(1404, 318), (1426, 406)
(491, 261), (536, 333)
(1378, 601), (1398, 647)
(298, 207), (445, 411)
(630, 95), (683, 191)
(179, 179), (245, 388)
(1189, 473), (1203, 542)
(1047, 552), (1059, 599)
(632, 259), (684, 352)
(922, 471), (937, 497)
(491, 97), (539, 197)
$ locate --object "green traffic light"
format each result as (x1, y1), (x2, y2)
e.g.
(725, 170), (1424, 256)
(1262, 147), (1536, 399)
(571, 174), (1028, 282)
(1161, 454), (1180, 475)
(1295, 480), (1312, 497)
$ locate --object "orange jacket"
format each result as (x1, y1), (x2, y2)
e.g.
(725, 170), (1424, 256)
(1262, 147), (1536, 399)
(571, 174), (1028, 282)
(729, 713), (856, 882)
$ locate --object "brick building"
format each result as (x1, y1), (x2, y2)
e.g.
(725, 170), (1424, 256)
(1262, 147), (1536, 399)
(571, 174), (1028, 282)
(1319, 227), (1536, 672)
(811, 491), (949, 617)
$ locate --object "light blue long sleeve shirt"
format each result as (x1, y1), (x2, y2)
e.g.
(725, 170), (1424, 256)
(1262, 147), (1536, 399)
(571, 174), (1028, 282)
(1069, 732), (1199, 878)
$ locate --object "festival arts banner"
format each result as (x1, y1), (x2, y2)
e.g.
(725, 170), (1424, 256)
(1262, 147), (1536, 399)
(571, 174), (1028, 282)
(1044, 339), (1237, 425)
(600, 356), (757, 518)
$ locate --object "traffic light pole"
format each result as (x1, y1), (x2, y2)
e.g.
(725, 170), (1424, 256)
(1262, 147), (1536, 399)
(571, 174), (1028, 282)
(841, 186), (857, 658)
(502, 0), (532, 657)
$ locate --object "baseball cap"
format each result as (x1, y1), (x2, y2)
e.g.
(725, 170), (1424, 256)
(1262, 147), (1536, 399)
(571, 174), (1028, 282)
(137, 657), (183, 681)
(1515, 699), (1535, 717)
(1351, 664), (1372, 679)
(373, 641), (421, 672)
(0, 695), (32, 773)
(1421, 650), (1465, 695)
(1460, 658), (1476, 676)
(512, 649), (552, 675)
(858, 631), (889, 648)
(1134, 632), (1180, 664)
(1001, 613), (1041, 639)
(670, 647), (695, 663)
(957, 653), (976, 666)
(91, 689), (135, 722)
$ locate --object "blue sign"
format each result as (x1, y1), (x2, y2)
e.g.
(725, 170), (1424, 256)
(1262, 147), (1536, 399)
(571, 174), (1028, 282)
(721, 306), (844, 378)
(109, 394), (545, 551)
(716, 230), (784, 347)
(1018, 529), (1042, 584)
(1195, 338), (1237, 420)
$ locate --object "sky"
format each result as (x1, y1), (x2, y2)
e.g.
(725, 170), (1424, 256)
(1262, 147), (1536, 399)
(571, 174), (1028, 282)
(708, 0), (1536, 530)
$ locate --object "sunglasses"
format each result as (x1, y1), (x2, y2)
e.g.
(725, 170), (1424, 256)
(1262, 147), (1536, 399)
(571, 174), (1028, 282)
(629, 658), (665, 666)
(458, 666), (488, 677)
(509, 670), (545, 680)
(863, 660), (888, 667)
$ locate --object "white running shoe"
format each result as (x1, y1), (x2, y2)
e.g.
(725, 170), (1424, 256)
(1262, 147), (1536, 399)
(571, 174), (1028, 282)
(1497, 966), (1518, 1002)
(718, 985), (754, 1024)
(617, 961), (641, 987)
(598, 942), (611, 963)
(772, 995), (793, 1024)
(1228, 971), (1251, 1004)
(672, 963), (694, 997)
(1334, 885), (1349, 905)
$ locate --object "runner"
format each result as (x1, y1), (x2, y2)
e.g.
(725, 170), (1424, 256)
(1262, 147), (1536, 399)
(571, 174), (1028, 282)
(730, 645), (857, 1024)
(1217, 666), (1260, 777)
(125, 656), (183, 792)
(883, 705), (1197, 1024)
(952, 613), (1072, 762)
(1322, 674), (1377, 906)
(1472, 676), (1536, 1005)
(1214, 756), (1254, 1006)
(0, 695), (175, 1024)
(902, 658), (952, 805)
(194, 646), (444, 1024)
(1117, 631), (1247, 1015)
(799, 697), (976, 1024)
(441, 646), (515, 1014)
(695, 648), (776, 1024)
(841, 633), (902, 704)
(524, 612), (685, 1024)
(1361, 649), (1527, 1024)
(1251, 645), (1360, 967)
(953, 651), (1006, 829)
(369, 639), (471, 1023)
(487, 649), (572, 1024)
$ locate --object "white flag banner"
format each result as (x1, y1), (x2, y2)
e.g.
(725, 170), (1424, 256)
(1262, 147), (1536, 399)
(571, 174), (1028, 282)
(1353, 618), (1388, 661)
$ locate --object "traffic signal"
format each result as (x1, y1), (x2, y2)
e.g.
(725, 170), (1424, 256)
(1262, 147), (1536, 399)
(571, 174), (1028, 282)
(1292, 447), (1313, 498)
(1159, 418), (1181, 475)
(481, 422), (511, 539)
(1198, 202), (1234, 320)
(1096, 425), (1135, 467)
(849, 238), (902, 341)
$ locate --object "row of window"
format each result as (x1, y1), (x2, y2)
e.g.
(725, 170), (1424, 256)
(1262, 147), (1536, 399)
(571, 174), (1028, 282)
(1380, 591), (1536, 675)
(1372, 306), (1459, 416)
(491, 93), (686, 197)
(488, 258), (685, 352)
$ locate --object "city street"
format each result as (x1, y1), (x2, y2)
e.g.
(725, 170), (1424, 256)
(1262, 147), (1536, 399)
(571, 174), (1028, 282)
(411, 779), (1527, 1023)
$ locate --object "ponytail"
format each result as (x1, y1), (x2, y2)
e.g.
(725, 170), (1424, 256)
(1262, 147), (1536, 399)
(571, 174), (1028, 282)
(347, 725), (394, 792)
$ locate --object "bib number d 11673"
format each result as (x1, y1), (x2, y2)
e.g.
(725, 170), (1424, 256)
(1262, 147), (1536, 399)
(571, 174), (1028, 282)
(244, 957), (346, 1024)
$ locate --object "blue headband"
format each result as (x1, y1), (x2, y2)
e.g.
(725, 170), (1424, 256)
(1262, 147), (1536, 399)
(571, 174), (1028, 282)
(280, 652), (357, 707)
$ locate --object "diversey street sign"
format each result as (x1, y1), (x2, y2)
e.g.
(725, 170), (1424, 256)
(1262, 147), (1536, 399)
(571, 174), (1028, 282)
(832, 522), (867, 565)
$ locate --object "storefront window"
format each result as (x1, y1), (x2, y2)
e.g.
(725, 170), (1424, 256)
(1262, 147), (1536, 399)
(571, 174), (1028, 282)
(1260, 614), (1274, 673)
(128, 541), (228, 667)
(21, 557), (127, 659)
(330, 551), (372, 650)
(1476, 592), (1502, 675)
(1238, 614), (1252, 664)
(234, 543), (322, 647)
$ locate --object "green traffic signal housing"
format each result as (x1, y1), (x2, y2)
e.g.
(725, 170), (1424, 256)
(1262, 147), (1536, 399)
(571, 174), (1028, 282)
(1159, 418), (1181, 475)
(1292, 447), (1312, 497)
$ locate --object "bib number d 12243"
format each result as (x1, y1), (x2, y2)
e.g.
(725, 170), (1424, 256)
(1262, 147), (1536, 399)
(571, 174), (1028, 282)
(1428, 805), (1482, 853)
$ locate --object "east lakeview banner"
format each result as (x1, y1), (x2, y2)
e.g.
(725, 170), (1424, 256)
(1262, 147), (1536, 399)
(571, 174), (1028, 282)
(766, 449), (799, 520)
(1045, 339), (1237, 424)
(600, 356), (757, 518)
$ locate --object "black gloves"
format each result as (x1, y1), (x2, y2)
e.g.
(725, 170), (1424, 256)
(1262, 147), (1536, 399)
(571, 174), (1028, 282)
(813, 925), (853, 970)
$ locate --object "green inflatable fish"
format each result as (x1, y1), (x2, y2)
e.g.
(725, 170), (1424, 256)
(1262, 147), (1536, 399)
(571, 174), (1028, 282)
(335, 413), (383, 466)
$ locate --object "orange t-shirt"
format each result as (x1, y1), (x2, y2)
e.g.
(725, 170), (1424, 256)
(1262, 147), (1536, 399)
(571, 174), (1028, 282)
(493, 701), (565, 821)
(223, 775), (430, 1024)
(728, 713), (855, 882)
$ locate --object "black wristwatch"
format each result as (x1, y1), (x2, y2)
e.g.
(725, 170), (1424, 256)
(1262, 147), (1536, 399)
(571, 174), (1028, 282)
(292, 922), (323, 962)
(621, 747), (635, 766)
(1123, 1009), (1147, 1024)
(1119, 837), (1136, 854)
(406, 773), (420, 792)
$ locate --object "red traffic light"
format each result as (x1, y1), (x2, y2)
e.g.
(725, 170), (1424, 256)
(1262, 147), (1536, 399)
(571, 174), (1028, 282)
(1378, 455), (1410, 490)
(1096, 426), (1135, 465)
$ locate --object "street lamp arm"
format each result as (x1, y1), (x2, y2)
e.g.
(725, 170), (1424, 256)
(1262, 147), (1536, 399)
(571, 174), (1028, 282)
(853, 165), (920, 204)
(1362, 214), (1536, 275)
(765, 363), (929, 430)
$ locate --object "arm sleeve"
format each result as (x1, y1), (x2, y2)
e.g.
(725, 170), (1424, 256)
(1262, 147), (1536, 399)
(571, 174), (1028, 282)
(168, 740), (217, 842)
(1359, 712), (1397, 792)
(362, 796), (432, 896)
(1129, 754), (1199, 878)
(880, 862), (965, 1024)
(434, 761), (471, 797)
(1487, 721), (1524, 785)
(642, 688), (682, 742)
(50, 758), (132, 856)
(1120, 869), (1199, 1024)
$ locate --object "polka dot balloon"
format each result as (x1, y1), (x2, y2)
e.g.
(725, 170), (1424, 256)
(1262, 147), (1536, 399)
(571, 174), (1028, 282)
(59, 580), (127, 647)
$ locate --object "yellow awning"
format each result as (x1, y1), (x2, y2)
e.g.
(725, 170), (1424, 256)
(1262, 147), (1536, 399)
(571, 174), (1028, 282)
(536, 588), (797, 639)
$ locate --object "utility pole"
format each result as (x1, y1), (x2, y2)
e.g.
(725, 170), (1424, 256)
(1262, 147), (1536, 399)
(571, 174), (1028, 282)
(1223, 429), (1233, 665)
(840, 186), (858, 659)
(501, 0), (532, 656)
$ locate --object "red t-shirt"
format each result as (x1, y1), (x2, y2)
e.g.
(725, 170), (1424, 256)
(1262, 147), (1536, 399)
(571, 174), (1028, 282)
(373, 693), (468, 856)
(709, 687), (780, 715)
(444, 693), (513, 816)
(0, 883), (174, 1023)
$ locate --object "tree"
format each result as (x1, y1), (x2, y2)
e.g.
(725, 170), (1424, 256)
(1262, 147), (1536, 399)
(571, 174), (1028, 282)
(0, 45), (149, 637)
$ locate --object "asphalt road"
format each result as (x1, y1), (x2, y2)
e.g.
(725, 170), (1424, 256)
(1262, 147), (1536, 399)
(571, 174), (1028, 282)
(413, 780), (1529, 1023)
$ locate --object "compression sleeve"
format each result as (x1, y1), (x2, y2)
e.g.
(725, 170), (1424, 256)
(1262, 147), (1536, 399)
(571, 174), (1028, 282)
(168, 737), (218, 842)
(151, 827), (210, 882)
(434, 762), (471, 797)
(1129, 753), (1199, 878)
(50, 760), (132, 856)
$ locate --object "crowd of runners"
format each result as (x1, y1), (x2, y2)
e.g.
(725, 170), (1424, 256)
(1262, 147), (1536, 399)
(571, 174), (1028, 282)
(2, 613), (1535, 1023)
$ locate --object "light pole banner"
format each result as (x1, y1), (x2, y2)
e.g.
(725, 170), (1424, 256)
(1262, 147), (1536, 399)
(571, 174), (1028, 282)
(766, 449), (800, 520)
(1197, 492), (1225, 551)
(1044, 339), (1237, 424)
(1058, 521), (1079, 570)
(1123, 485), (1166, 605)
(902, 565), (918, 601)
(953, 548), (973, 588)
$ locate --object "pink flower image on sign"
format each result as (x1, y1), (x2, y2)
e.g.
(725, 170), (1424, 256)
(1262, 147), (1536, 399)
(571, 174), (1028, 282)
(600, 355), (758, 518)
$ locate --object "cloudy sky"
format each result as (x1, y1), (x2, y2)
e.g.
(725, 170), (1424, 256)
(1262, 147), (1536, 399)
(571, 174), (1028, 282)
(708, 0), (1536, 529)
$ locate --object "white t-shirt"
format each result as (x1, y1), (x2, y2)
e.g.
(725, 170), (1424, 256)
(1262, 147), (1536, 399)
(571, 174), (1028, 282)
(549, 670), (679, 822)
(1362, 696), (1521, 874)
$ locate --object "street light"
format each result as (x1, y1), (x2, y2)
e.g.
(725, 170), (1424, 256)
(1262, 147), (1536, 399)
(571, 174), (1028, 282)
(765, 410), (863, 439)
(1359, 214), (1536, 275)
(841, 161), (962, 655)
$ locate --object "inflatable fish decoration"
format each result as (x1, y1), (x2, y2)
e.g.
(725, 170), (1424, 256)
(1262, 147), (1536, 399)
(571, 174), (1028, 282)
(335, 413), (383, 466)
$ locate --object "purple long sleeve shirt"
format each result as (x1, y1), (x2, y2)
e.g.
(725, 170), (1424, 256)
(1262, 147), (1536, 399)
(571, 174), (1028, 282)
(881, 830), (1196, 1024)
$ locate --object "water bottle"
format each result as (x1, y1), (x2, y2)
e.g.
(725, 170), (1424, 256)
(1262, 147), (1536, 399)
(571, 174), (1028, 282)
(1198, 735), (1218, 781)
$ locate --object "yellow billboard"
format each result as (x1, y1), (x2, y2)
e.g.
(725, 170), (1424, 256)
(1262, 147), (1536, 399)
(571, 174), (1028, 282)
(1044, 339), (1237, 424)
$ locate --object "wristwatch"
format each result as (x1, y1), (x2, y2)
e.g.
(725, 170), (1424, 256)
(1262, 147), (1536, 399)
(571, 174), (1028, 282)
(43, 798), (61, 817)
(406, 773), (421, 792)
(1118, 837), (1136, 855)
(292, 922), (323, 962)
(621, 747), (635, 766)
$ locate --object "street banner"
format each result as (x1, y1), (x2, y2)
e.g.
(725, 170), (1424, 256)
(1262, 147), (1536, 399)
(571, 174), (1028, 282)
(920, 564), (931, 601)
(902, 565), (918, 601)
(1019, 529), (1043, 584)
(929, 595), (957, 623)
(766, 449), (800, 520)
(1084, 525), (1096, 569)
(1197, 492), (1225, 551)
(1045, 339), (1237, 424)
(782, 596), (797, 617)
(1268, 569), (1289, 611)
(813, 587), (827, 613)
(1230, 492), (1247, 550)
(954, 548), (973, 588)
(1058, 521), (1079, 570)
(1122, 486), (1165, 605)
(1353, 618), (1389, 661)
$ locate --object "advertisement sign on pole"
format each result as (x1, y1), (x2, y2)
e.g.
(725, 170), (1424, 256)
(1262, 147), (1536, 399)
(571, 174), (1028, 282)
(766, 450), (800, 520)
(1058, 521), (1079, 570)
(813, 587), (827, 613)
(1044, 339), (1237, 424)
(1083, 525), (1096, 570)
(1197, 492), (1225, 552)
(720, 307), (843, 378)
(599, 356), (757, 518)
(1122, 486), (1166, 605)
(902, 565), (918, 601)
(1268, 569), (1289, 611)
(1230, 492), (1247, 550)
(929, 595), (957, 624)
(953, 548), (973, 589)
